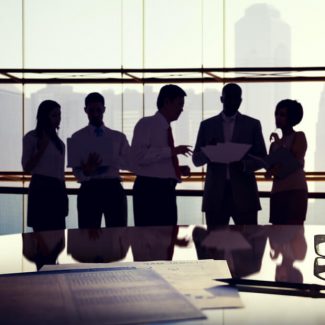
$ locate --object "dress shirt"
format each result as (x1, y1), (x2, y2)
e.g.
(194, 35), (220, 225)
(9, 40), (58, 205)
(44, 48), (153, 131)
(131, 111), (178, 180)
(71, 124), (130, 183)
(22, 130), (65, 180)
(222, 112), (237, 179)
(221, 112), (237, 142)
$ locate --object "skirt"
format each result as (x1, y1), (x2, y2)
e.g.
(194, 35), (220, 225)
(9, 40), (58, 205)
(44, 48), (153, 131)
(27, 174), (68, 231)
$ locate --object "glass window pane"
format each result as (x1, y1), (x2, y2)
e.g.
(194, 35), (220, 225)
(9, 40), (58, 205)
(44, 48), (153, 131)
(0, 85), (22, 170)
(122, 0), (143, 68)
(0, 194), (23, 235)
(25, 0), (122, 68)
(0, 0), (22, 68)
(144, 0), (203, 68)
(226, 0), (325, 67)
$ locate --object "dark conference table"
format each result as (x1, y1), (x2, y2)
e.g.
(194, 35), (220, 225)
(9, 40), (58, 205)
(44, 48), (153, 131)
(0, 224), (325, 324)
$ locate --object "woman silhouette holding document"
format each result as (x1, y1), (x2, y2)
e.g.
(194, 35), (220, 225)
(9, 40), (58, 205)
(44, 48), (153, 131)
(266, 99), (308, 224)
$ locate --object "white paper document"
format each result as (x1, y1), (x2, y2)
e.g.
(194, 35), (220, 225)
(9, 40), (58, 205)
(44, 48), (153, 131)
(42, 260), (243, 309)
(67, 136), (114, 168)
(0, 267), (205, 325)
(202, 143), (251, 163)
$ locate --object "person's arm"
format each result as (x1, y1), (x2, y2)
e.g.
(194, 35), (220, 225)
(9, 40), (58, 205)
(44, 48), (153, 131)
(22, 133), (49, 173)
(192, 122), (210, 167)
(116, 134), (131, 171)
(291, 131), (307, 161)
(264, 142), (274, 179)
(130, 119), (172, 166)
(243, 121), (267, 173)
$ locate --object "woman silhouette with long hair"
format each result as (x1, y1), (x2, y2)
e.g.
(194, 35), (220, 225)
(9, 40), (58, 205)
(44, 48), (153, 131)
(22, 100), (68, 231)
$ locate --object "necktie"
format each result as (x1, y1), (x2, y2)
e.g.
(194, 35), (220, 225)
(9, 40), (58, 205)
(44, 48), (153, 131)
(94, 127), (104, 137)
(167, 126), (181, 180)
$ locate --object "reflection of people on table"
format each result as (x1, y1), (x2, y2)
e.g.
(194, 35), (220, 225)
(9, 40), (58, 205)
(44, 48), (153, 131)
(266, 99), (308, 225)
(22, 230), (65, 270)
(192, 225), (267, 277)
(130, 226), (190, 261)
(22, 100), (68, 231)
(268, 225), (307, 283)
(67, 228), (130, 263)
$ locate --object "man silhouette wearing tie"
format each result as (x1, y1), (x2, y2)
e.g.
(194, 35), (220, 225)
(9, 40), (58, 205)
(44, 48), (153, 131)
(131, 84), (192, 226)
(70, 92), (130, 228)
(193, 83), (267, 227)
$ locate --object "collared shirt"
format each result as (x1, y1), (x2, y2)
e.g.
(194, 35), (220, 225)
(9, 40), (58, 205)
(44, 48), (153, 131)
(22, 130), (65, 180)
(221, 112), (237, 142)
(71, 124), (130, 183)
(221, 112), (237, 179)
(130, 111), (178, 180)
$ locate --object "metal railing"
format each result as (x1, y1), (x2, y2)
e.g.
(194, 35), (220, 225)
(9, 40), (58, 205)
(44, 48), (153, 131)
(1, 171), (325, 198)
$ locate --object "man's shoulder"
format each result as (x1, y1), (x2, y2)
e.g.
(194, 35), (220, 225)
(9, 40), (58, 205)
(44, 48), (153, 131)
(237, 113), (261, 125)
(70, 126), (89, 138)
(24, 130), (37, 138)
(105, 127), (127, 140)
(200, 114), (221, 126)
(135, 114), (158, 127)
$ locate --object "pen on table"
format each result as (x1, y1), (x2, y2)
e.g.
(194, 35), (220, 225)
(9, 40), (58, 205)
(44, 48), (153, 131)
(215, 278), (325, 298)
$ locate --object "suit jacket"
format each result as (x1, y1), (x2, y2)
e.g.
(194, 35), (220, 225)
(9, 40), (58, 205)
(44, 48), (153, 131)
(193, 112), (267, 213)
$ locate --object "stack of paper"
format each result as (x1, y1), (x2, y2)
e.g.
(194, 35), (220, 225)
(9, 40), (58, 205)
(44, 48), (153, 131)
(0, 267), (205, 324)
(42, 260), (243, 310)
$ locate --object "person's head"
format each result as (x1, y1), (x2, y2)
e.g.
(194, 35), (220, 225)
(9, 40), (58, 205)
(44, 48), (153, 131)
(84, 92), (106, 127)
(36, 100), (61, 133)
(220, 83), (242, 117)
(275, 99), (303, 129)
(157, 84), (187, 123)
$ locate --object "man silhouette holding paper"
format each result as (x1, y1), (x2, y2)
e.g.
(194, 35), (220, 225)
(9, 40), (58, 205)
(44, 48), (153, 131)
(193, 83), (266, 226)
(69, 92), (129, 229)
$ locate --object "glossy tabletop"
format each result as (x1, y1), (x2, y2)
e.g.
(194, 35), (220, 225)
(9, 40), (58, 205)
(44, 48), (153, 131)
(1, 225), (325, 325)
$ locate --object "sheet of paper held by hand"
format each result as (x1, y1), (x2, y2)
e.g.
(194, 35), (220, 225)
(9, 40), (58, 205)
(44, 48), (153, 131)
(202, 143), (251, 163)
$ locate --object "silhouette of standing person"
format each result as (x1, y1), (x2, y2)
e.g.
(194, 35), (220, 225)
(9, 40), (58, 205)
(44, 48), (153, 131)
(22, 100), (68, 231)
(193, 83), (267, 227)
(70, 92), (129, 229)
(131, 84), (192, 226)
(266, 99), (308, 225)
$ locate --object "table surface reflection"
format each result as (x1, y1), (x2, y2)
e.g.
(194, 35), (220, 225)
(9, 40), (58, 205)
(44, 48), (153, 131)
(1, 225), (325, 324)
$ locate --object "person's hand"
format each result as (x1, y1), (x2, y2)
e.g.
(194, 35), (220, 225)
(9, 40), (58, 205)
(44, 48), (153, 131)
(268, 163), (282, 179)
(173, 145), (193, 157)
(264, 170), (273, 179)
(270, 132), (280, 143)
(179, 165), (191, 177)
(175, 237), (191, 247)
(81, 152), (102, 176)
